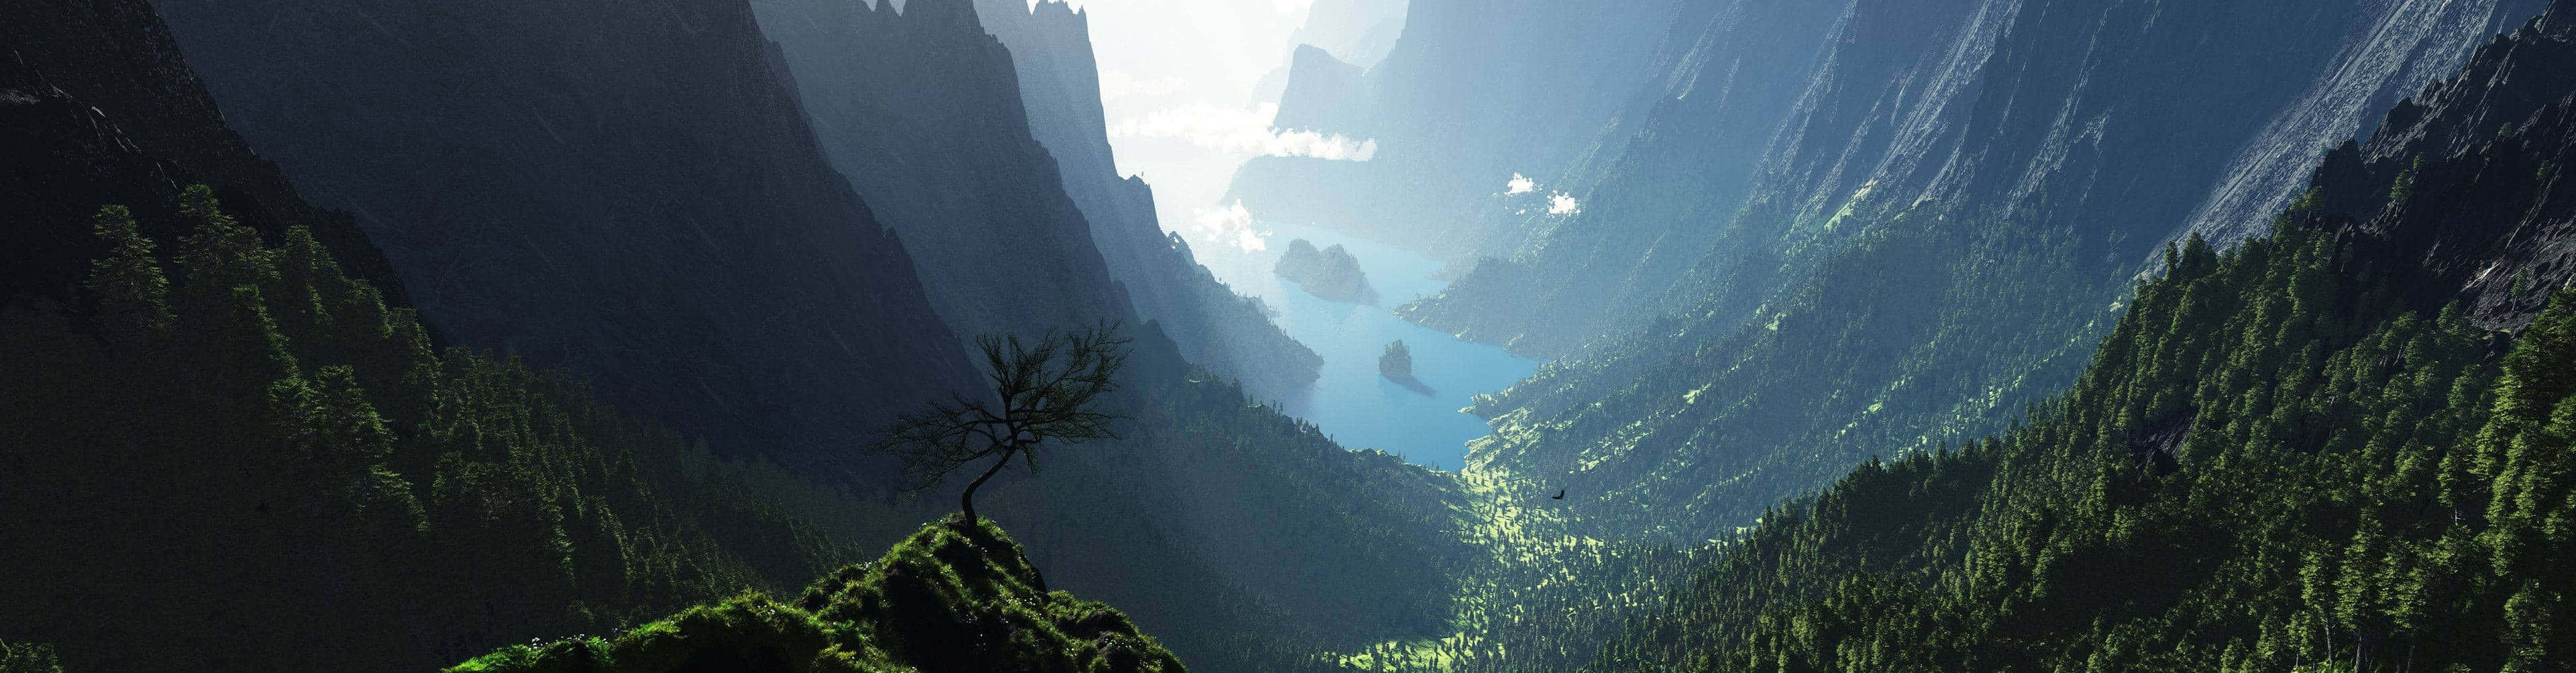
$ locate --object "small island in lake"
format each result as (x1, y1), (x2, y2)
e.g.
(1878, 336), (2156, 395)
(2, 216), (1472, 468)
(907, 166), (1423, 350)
(1379, 340), (1413, 379)
(1275, 238), (1375, 302)
(1380, 340), (1433, 395)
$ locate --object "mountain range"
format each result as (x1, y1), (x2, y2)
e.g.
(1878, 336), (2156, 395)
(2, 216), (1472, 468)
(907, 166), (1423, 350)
(7, 0), (2576, 670)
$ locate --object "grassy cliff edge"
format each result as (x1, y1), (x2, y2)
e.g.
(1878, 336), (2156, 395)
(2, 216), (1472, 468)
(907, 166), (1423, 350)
(451, 517), (1187, 673)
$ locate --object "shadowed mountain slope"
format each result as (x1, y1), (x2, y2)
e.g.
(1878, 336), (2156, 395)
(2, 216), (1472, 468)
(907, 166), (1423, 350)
(1591, 8), (2576, 668)
(147, 0), (978, 467)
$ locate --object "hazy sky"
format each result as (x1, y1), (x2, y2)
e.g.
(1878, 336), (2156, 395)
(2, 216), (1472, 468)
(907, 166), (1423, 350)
(1036, 0), (1389, 254)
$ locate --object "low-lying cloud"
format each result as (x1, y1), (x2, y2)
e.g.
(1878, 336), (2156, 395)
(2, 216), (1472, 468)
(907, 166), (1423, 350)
(1503, 172), (1579, 215)
(1192, 200), (1269, 253)
(1110, 103), (1379, 161)
(1548, 193), (1582, 215)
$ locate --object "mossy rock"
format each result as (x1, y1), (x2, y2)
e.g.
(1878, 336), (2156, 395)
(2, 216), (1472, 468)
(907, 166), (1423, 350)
(450, 517), (1186, 673)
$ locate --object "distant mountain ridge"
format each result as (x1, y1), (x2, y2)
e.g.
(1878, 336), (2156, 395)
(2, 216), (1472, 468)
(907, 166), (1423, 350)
(1222, 0), (1690, 258)
(1289, 0), (1409, 70)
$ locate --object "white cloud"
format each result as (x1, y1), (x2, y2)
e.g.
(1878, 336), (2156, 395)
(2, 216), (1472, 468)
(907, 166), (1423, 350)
(1108, 102), (1379, 161)
(1506, 172), (1537, 195)
(1192, 200), (1269, 252)
(1099, 70), (1187, 101)
(1274, 0), (1315, 15)
(1548, 192), (1581, 215)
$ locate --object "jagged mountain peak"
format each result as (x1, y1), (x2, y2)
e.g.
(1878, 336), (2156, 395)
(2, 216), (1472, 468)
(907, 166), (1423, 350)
(2360, 1), (2576, 166)
(1033, 0), (1085, 24)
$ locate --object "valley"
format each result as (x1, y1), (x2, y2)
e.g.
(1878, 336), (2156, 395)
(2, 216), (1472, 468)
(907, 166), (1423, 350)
(5, 0), (2576, 671)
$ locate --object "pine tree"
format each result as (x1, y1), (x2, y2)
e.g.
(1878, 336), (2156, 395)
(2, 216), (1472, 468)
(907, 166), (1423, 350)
(83, 205), (173, 343)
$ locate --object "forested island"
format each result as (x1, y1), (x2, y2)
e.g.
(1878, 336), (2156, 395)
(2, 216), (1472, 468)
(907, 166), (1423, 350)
(1379, 340), (1412, 379)
(1275, 238), (1373, 301)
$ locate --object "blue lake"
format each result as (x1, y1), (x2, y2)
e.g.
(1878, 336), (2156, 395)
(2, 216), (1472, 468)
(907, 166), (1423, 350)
(1196, 221), (1538, 470)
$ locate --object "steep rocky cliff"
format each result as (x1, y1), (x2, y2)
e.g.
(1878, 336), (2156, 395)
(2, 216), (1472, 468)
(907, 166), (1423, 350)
(975, 0), (1324, 395)
(147, 0), (977, 466)
(2311, 3), (2576, 325)
(750, 0), (1124, 342)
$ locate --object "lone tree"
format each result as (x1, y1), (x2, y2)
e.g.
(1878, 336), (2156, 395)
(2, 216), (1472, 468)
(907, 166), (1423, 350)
(872, 323), (1132, 523)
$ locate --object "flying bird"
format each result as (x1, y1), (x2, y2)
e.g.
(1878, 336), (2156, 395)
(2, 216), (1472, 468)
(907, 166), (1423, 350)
(1551, 489), (1565, 500)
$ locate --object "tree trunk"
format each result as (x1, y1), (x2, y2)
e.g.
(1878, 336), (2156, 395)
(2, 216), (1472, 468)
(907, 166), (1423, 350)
(959, 445), (1017, 523)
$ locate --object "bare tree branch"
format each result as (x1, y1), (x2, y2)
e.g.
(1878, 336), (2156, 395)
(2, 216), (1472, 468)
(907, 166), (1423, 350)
(868, 321), (1133, 523)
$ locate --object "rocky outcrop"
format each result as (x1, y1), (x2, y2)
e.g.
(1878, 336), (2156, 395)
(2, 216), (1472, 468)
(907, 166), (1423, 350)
(2178, 0), (2560, 250)
(146, 0), (978, 468)
(453, 519), (1189, 673)
(2309, 3), (2576, 327)
(1276, 238), (1373, 301)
